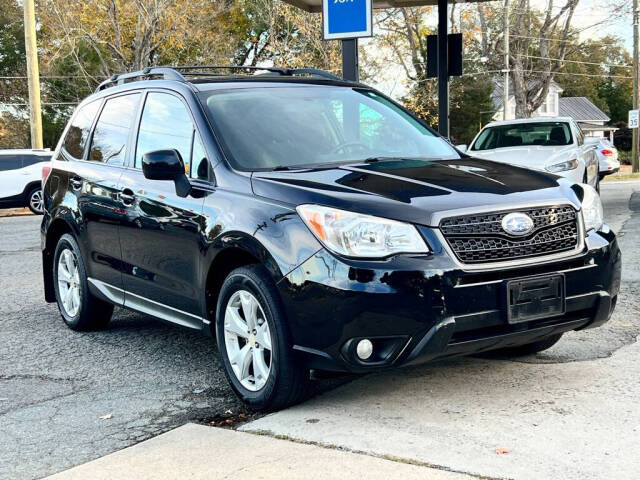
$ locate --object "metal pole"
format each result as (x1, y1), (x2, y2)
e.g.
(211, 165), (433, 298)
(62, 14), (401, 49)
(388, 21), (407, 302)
(23, 0), (43, 149)
(503, 0), (510, 120)
(342, 39), (359, 82)
(633, 0), (639, 173)
(437, 0), (449, 137)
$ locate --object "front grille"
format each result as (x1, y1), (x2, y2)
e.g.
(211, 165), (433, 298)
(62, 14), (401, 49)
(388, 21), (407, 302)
(440, 205), (580, 264)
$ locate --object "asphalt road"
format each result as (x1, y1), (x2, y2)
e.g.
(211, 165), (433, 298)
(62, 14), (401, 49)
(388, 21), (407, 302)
(1, 182), (638, 479)
(0, 217), (247, 480)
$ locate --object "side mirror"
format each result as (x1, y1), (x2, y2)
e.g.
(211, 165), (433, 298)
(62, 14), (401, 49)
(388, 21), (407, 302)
(142, 149), (191, 197)
(456, 144), (468, 153)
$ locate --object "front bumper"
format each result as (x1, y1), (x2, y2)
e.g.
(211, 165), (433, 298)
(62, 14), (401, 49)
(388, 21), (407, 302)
(278, 226), (621, 373)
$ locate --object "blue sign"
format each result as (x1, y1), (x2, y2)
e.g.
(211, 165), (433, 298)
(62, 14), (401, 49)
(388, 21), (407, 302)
(323, 0), (373, 40)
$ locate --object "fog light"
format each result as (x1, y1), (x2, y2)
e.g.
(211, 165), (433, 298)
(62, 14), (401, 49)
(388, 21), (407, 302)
(356, 339), (373, 360)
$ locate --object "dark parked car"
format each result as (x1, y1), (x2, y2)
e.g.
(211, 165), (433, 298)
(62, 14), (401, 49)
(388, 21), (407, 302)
(41, 67), (621, 411)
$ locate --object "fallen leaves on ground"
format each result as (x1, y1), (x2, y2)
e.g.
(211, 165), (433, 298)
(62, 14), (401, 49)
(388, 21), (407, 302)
(495, 447), (510, 455)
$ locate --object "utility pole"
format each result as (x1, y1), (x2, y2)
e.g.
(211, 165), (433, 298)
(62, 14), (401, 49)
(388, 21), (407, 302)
(503, 0), (510, 120)
(23, 0), (43, 149)
(633, 0), (639, 173)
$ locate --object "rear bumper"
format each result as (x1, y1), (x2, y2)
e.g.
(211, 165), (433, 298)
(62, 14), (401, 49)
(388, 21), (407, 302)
(278, 226), (621, 373)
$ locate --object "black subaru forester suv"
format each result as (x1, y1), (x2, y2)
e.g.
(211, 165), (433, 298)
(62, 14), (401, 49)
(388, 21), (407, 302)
(41, 66), (621, 411)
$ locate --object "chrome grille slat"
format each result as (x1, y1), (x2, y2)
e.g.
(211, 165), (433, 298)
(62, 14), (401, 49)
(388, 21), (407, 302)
(440, 206), (579, 264)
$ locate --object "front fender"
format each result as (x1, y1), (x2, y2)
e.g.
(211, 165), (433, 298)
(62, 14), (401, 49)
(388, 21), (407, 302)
(201, 190), (323, 284)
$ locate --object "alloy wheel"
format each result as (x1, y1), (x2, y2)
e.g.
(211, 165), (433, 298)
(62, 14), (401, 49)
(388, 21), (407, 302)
(57, 248), (81, 317)
(224, 290), (272, 392)
(30, 190), (44, 213)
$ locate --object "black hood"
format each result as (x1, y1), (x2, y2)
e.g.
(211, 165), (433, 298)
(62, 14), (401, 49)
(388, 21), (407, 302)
(251, 158), (582, 226)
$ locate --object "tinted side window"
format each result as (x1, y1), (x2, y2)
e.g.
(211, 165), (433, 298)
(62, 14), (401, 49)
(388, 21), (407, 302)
(63, 101), (101, 160)
(22, 155), (50, 167)
(0, 156), (22, 171)
(135, 93), (194, 172)
(89, 94), (140, 166)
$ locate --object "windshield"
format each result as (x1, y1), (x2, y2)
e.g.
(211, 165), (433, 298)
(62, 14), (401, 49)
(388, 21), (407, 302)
(471, 122), (573, 151)
(199, 86), (458, 170)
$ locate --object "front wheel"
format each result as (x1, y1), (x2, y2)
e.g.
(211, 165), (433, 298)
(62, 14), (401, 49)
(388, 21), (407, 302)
(215, 265), (309, 411)
(27, 187), (44, 214)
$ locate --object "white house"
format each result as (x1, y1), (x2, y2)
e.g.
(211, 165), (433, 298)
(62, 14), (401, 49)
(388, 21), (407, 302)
(492, 79), (614, 139)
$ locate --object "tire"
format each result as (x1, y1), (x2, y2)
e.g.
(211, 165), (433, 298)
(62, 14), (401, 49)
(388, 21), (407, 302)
(215, 264), (309, 411)
(53, 234), (113, 331)
(27, 187), (44, 214)
(492, 333), (563, 357)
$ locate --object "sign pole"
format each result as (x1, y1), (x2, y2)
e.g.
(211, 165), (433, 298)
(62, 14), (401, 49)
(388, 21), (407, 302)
(437, 0), (449, 137)
(342, 39), (359, 82)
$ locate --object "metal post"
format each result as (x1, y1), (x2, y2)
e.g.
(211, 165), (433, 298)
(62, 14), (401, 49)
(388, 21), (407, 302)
(503, 0), (510, 120)
(342, 39), (359, 82)
(633, 0), (639, 173)
(23, 0), (43, 149)
(437, 0), (449, 137)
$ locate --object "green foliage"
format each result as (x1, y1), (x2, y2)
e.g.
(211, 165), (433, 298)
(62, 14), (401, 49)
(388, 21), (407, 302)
(449, 76), (495, 145)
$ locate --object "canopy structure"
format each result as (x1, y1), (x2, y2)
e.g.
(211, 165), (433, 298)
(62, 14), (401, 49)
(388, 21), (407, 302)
(281, 0), (494, 137)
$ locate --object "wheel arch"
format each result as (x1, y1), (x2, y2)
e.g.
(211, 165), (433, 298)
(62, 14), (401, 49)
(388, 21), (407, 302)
(203, 233), (285, 336)
(22, 181), (42, 203)
(42, 218), (76, 302)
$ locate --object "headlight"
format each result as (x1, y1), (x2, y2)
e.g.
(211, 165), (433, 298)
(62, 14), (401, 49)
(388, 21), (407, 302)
(296, 204), (429, 258)
(546, 159), (579, 173)
(581, 184), (604, 232)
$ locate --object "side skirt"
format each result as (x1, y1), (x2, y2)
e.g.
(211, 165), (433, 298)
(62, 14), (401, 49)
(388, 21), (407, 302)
(87, 278), (205, 331)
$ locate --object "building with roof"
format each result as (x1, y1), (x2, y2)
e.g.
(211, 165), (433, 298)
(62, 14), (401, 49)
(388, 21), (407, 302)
(492, 79), (616, 140)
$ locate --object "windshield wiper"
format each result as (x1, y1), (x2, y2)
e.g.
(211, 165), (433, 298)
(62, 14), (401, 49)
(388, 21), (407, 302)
(363, 156), (399, 163)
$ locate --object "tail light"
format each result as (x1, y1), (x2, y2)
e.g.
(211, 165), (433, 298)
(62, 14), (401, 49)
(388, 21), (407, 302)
(601, 149), (614, 156)
(42, 165), (52, 186)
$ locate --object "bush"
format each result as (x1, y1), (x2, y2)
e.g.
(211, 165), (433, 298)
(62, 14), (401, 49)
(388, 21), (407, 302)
(619, 150), (632, 165)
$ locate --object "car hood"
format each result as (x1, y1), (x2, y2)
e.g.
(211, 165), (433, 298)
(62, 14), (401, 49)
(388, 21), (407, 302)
(251, 158), (582, 227)
(469, 145), (575, 171)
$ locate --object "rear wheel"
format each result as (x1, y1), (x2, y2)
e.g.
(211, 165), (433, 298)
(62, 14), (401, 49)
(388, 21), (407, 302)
(215, 265), (309, 411)
(492, 333), (563, 357)
(27, 187), (44, 214)
(53, 234), (113, 331)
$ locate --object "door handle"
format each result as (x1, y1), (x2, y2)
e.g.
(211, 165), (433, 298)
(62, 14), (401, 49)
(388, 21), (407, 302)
(120, 189), (135, 206)
(70, 177), (83, 190)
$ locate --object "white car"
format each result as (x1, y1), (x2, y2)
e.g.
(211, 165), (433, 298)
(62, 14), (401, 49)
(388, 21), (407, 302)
(593, 138), (620, 179)
(461, 117), (600, 191)
(0, 149), (52, 214)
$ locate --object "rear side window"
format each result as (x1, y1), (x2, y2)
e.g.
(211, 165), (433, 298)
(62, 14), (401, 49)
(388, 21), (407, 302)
(63, 101), (101, 160)
(89, 94), (141, 166)
(0, 155), (22, 171)
(135, 92), (194, 171)
(22, 155), (50, 167)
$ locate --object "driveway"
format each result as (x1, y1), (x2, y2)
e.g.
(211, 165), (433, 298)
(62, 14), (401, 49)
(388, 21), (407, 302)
(241, 182), (640, 480)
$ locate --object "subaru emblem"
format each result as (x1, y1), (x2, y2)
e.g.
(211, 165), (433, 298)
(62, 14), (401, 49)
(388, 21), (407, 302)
(502, 212), (534, 236)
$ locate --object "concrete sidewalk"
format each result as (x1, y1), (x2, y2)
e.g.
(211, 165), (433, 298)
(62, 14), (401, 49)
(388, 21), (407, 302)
(46, 423), (472, 480)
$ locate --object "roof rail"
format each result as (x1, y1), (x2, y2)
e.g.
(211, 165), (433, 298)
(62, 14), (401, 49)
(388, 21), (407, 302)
(95, 67), (186, 92)
(95, 65), (344, 92)
(169, 65), (342, 81)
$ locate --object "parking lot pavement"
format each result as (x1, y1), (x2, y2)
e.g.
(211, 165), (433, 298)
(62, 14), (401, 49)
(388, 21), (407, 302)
(242, 182), (640, 480)
(0, 216), (247, 480)
(2, 183), (639, 480)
